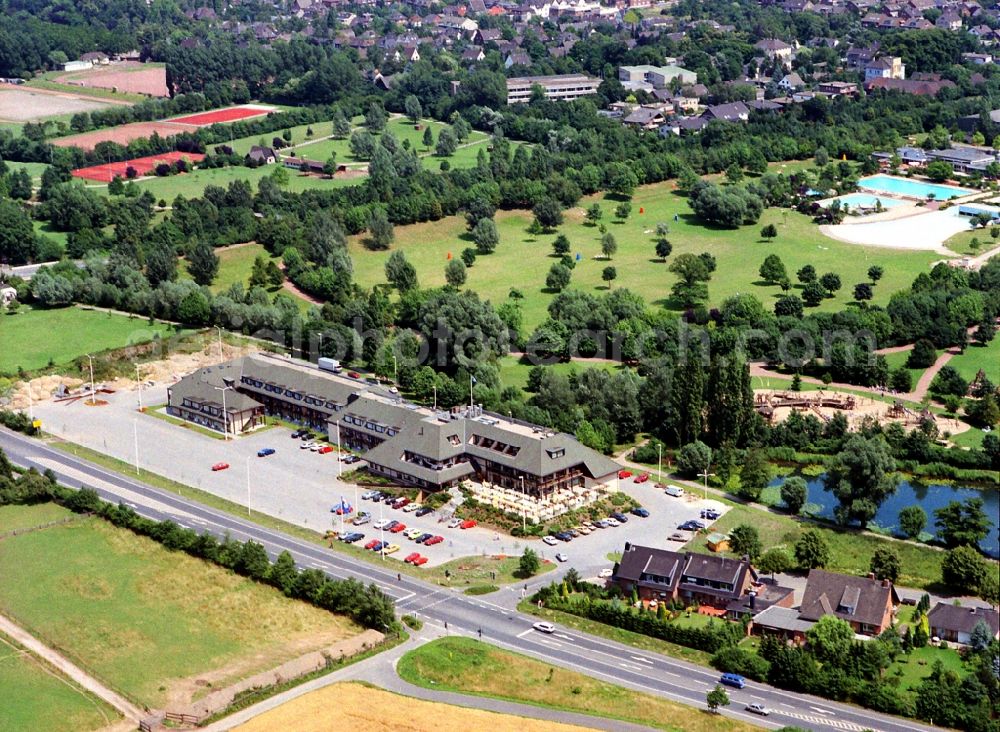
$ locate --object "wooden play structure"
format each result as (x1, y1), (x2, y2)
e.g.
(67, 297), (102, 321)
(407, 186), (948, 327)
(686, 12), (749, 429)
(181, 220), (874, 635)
(754, 391), (857, 422)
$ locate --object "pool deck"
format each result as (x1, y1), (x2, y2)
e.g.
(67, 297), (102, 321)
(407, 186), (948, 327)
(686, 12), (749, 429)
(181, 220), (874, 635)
(821, 205), (970, 253)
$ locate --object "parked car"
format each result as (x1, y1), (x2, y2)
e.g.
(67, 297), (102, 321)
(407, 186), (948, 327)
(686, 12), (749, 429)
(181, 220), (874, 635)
(211, 462), (229, 471)
(364, 539), (380, 550)
(343, 455), (361, 464)
(542, 535), (559, 546)
(745, 703), (770, 716)
(384, 520), (399, 531)
(371, 541), (387, 553)
(373, 519), (390, 530)
(701, 509), (721, 520)
(300, 441), (315, 450)
(668, 532), (688, 541)
(290, 429), (305, 438)
(555, 552), (568, 562)
(353, 513), (371, 526)
(257, 447), (275, 457)
(690, 519), (707, 529)
(393, 498), (411, 509)
(300, 432), (314, 440)
(382, 494), (398, 504)
(341, 532), (365, 543)
(347, 371), (361, 379)
(424, 535), (444, 546)
(554, 531), (572, 542)
(411, 555), (428, 566)
(309, 443), (321, 452)
(598, 568), (613, 578)
(605, 517), (620, 527)
(381, 544), (400, 555)
(415, 507), (434, 517)
(389, 523), (407, 533)
(593, 519), (609, 529)
(617, 470), (632, 479)
(360, 490), (378, 501)
(533, 622), (556, 634)
(719, 673), (746, 689)
(678, 521), (700, 531)
(610, 512), (628, 523)
(574, 525), (591, 535)
(405, 528), (423, 540)
(317, 445), (334, 454)
(631, 507), (650, 518)
(633, 473), (649, 483)
(459, 519), (477, 529)
(404, 552), (421, 563)
(665, 485), (685, 498)
(447, 518), (462, 529)
(402, 502), (421, 513)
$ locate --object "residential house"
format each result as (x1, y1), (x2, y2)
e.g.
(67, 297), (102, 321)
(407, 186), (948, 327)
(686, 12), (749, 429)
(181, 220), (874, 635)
(474, 28), (503, 45)
(778, 72), (805, 91)
(846, 44), (879, 69)
(958, 108), (1000, 133)
(798, 569), (899, 636)
(505, 50), (532, 68)
(962, 52), (994, 65)
(926, 147), (997, 173)
(461, 46), (486, 63)
(936, 10), (963, 29)
(754, 38), (794, 61)
(392, 45), (421, 63)
(621, 105), (668, 130)
(702, 101), (750, 122)
(248, 146), (278, 165)
(865, 56), (906, 81)
(928, 603), (1000, 644)
(817, 80), (859, 97)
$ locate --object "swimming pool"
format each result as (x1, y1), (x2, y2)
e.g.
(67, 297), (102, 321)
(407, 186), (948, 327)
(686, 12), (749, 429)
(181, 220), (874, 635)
(858, 174), (973, 200)
(825, 193), (907, 210)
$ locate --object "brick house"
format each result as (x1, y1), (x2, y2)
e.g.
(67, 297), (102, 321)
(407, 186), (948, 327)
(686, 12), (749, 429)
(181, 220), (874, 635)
(798, 570), (899, 636)
(928, 603), (999, 645)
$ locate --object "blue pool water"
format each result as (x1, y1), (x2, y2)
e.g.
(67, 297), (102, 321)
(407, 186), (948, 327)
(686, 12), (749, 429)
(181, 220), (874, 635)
(769, 474), (999, 557)
(826, 193), (906, 210)
(858, 174), (973, 200)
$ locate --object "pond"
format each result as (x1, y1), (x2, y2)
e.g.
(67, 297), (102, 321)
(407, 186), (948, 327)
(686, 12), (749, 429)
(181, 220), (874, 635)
(768, 474), (1000, 558)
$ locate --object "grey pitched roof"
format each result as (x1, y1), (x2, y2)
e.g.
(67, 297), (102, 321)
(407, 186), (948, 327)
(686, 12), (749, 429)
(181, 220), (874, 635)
(928, 603), (999, 636)
(168, 361), (264, 413)
(615, 543), (685, 585)
(799, 569), (898, 627)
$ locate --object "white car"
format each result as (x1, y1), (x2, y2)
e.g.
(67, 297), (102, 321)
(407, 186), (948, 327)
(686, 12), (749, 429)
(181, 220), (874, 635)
(533, 622), (555, 634)
(665, 485), (685, 497)
(555, 552), (568, 562)
(447, 518), (462, 529)
(402, 503), (421, 513)
(360, 491), (378, 500)
(605, 517), (620, 527)
(373, 519), (391, 530)
(300, 441), (315, 449)
(542, 535), (559, 546)
(745, 703), (770, 716)
(598, 568), (613, 578)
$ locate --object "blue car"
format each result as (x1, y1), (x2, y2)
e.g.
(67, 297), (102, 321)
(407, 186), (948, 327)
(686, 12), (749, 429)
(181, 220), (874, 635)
(719, 673), (746, 689)
(257, 447), (275, 457)
(631, 507), (650, 518)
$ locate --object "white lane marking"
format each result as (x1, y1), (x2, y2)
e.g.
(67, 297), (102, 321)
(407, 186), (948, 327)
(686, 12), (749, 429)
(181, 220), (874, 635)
(516, 629), (533, 639)
(631, 655), (653, 665)
(537, 638), (562, 648)
(619, 662), (644, 671)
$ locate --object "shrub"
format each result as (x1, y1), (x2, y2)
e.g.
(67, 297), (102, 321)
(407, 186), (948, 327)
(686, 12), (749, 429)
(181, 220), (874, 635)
(711, 646), (770, 681)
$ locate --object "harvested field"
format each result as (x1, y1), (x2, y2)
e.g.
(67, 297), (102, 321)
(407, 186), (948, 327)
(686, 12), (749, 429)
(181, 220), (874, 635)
(235, 682), (593, 732)
(52, 121), (189, 151)
(0, 86), (112, 122)
(171, 104), (277, 126)
(72, 150), (205, 182)
(54, 63), (168, 97)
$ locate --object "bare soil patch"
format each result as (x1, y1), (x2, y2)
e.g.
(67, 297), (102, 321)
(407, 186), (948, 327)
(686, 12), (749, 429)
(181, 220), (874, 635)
(0, 86), (112, 122)
(51, 121), (190, 151)
(54, 63), (168, 97)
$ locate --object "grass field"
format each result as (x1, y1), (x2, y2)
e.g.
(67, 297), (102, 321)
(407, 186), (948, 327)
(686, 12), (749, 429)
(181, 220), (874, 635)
(0, 508), (359, 707)
(398, 637), (757, 732)
(942, 226), (1000, 255)
(0, 632), (119, 732)
(887, 644), (964, 692)
(421, 553), (556, 588)
(946, 338), (1000, 383)
(689, 501), (947, 589)
(0, 502), (75, 532)
(498, 355), (619, 391)
(235, 681), (595, 732)
(0, 305), (179, 375)
(347, 182), (941, 332)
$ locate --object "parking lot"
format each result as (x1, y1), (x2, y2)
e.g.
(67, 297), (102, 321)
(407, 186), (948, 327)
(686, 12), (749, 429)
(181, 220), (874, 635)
(33, 387), (729, 571)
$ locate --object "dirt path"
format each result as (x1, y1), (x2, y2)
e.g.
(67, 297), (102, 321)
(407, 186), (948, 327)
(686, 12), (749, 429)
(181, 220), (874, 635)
(281, 276), (324, 305)
(0, 613), (146, 721)
(910, 348), (956, 401)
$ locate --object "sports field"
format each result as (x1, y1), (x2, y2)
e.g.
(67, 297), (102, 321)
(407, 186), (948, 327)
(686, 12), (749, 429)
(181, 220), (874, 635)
(52, 120), (190, 151)
(54, 62), (169, 97)
(0, 507), (360, 707)
(171, 104), (277, 127)
(72, 150), (205, 182)
(0, 305), (178, 375)
(347, 182), (942, 331)
(0, 86), (112, 122)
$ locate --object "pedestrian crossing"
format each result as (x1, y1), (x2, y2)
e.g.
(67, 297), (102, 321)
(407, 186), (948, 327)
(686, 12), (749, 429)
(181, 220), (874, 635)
(782, 711), (872, 731)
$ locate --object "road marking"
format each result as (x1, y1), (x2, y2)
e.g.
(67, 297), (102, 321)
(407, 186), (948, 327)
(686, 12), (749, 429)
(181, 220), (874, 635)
(537, 638), (562, 648)
(811, 706), (833, 715)
(630, 655), (653, 665)
(619, 662), (644, 671)
(516, 629), (533, 639)
(555, 633), (573, 640)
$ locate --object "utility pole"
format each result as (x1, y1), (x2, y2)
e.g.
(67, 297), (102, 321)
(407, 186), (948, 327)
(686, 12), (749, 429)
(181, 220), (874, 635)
(86, 354), (95, 406)
(215, 326), (224, 362)
(657, 443), (662, 486)
(697, 468), (715, 502)
(246, 456), (251, 517)
(214, 384), (232, 440)
(132, 420), (140, 475)
(520, 475), (526, 533)
(135, 363), (143, 411)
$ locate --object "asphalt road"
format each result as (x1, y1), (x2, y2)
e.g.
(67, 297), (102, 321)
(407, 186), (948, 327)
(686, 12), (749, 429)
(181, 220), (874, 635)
(0, 427), (943, 732)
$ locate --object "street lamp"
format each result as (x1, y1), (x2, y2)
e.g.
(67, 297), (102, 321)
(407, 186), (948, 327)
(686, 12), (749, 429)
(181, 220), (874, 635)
(132, 420), (140, 475)
(657, 443), (663, 486)
(245, 456), (252, 517)
(86, 354), (95, 406)
(697, 469), (715, 502)
(519, 475), (526, 533)
(213, 384), (233, 440)
(134, 363), (143, 411)
(215, 326), (224, 362)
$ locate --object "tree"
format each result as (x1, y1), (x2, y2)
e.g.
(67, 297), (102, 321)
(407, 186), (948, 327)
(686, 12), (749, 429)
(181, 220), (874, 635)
(774, 295), (804, 318)
(898, 505), (927, 539)
(669, 253), (712, 307)
(655, 238), (672, 261)
(331, 107), (351, 138)
(797, 264), (817, 284)
(177, 290), (211, 324)
(941, 545), (990, 594)
(187, 239), (219, 286)
(323, 157), (337, 178)
(889, 367), (912, 393)
(585, 203), (603, 224)
(925, 160), (953, 182)
(794, 530), (830, 569)
(968, 393), (1000, 427)
(552, 234), (571, 256)
(759, 254), (787, 285)
(249, 254), (270, 289)
(823, 435), (897, 525)
(819, 272), (841, 296)
(815, 147), (829, 166)
(422, 126), (434, 148)
(445, 259), (467, 288)
(934, 498), (991, 548)
(461, 248), (477, 267)
(853, 282), (873, 303)
(780, 476), (808, 515)
(758, 547), (792, 578)
(404, 94), (422, 124)
(729, 525), (762, 561)
(908, 339), (938, 369)
(545, 263), (571, 292)
(615, 201), (632, 220)
(725, 163), (744, 184)
(533, 199), (563, 231)
(869, 546), (900, 583)
(806, 615), (855, 665)
(601, 232), (618, 259)
(0, 200), (39, 265)
(107, 176), (125, 196)
(973, 313), (996, 345)
(602, 266), (617, 289)
(868, 265), (884, 282)
(385, 251), (418, 292)
(706, 685), (730, 713)
(367, 208), (394, 250)
(760, 223), (778, 240)
(435, 127), (458, 156)
(738, 449), (771, 501)
(365, 101), (387, 133)
(518, 547), (541, 577)
(969, 620), (993, 652)
(268, 550), (298, 595)
(676, 440), (711, 479)
(473, 218), (499, 255)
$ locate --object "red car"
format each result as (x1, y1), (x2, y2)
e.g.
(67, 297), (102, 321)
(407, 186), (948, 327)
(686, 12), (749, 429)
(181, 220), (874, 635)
(634, 473), (650, 484)
(404, 552), (421, 563)
(211, 462), (230, 471)
(412, 556), (428, 566)
(364, 539), (380, 550)
(618, 470), (632, 479)
(424, 535), (444, 546)
(393, 498), (411, 509)
(459, 519), (477, 529)
(317, 445), (334, 454)
(389, 523), (407, 533)
(347, 371), (361, 379)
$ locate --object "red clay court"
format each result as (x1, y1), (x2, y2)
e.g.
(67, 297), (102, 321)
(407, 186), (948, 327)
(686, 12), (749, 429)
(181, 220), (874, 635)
(170, 105), (276, 127)
(72, 151), (205, 182)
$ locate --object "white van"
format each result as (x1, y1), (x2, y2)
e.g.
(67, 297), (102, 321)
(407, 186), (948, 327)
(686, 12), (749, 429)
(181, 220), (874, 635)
(665, 485), (685, 498)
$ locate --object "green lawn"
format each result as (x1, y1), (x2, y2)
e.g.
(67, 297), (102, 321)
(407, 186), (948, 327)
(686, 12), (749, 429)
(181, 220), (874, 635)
(947, 338), (1000, 383)
(887, 644), (964, 692)
(0, 632), (119, 732)
(0, 305), (179, 375)
(942, 226), (999, 255)
(347, 182), (941, 332)
(882, 349), (925, 386)
(497, 354), (619, 391)
(0, 502), (75, 533)
(420, 553), (556, 588)
(11, 161), (50, 184)
(397, 637), (757, 732)
(691, 502), (948, 589)
(0, 508), (359, 707)
(32, 219), (68, 255)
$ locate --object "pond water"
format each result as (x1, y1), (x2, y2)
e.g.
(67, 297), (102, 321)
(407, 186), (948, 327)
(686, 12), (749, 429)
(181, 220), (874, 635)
(769, 474), (1000, 558)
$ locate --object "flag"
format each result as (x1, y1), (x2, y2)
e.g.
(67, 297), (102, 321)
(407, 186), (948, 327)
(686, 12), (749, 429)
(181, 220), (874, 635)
(339, 496), (353, 514)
